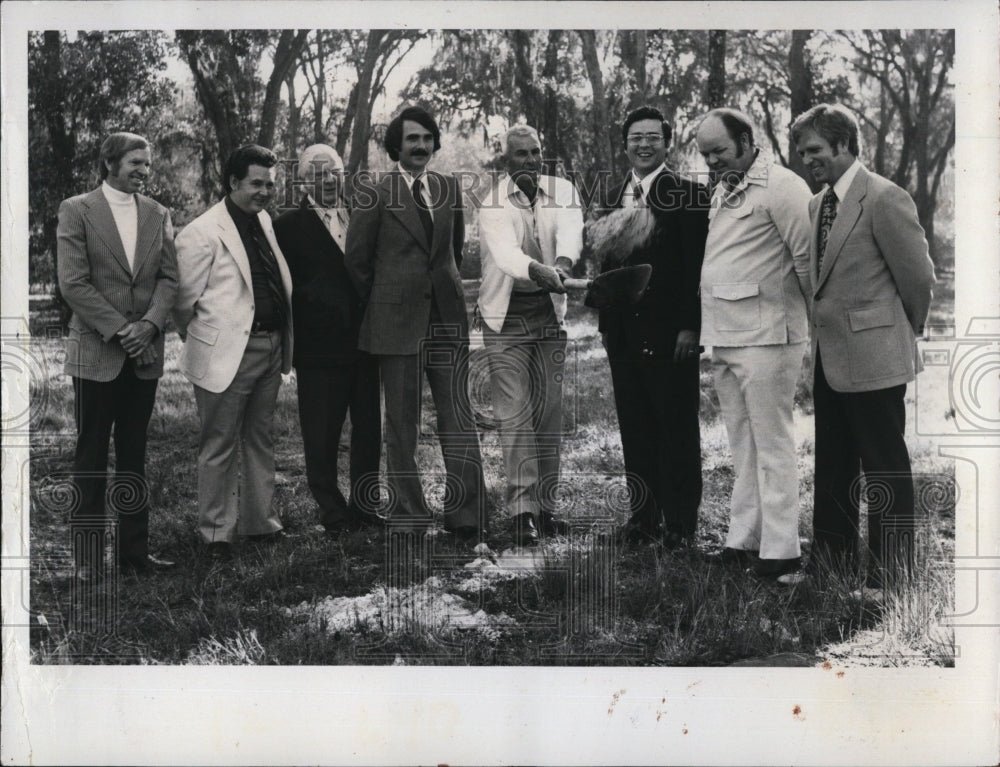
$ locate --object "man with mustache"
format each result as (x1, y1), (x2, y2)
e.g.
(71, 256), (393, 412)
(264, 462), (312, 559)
(598, 106), (709, 548)
(345, 106), (486, 541)
(274, 144), (381, 534)
(476, 125), (583, 546)
(695, 108), (812, 578)
(57, 131), (178, 580)
(174, 145), (294, 561)
(792, 104), (935, 590)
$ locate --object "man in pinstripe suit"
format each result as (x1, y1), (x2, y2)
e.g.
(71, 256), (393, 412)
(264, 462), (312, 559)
(57, 132), (178, 579)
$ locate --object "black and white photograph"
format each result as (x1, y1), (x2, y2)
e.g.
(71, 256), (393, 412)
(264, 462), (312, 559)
(1, 1), (997, 764)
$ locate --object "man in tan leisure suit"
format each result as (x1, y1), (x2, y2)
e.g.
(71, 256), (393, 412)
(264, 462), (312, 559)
(792, 103), (935, 589)
(345, 106), (486, 541)
(57, 131), (178, 579)
(174, 144), (294, 561)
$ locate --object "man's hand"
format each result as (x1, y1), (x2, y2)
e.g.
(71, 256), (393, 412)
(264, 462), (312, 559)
(554, 256), (574, 283)
(528, 261), (567, 294)
(133, 346), (158, 367)
(673, 329), (700, 362)
(117, 320), (158, 357)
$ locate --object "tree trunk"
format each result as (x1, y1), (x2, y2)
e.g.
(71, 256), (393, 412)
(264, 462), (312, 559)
(337, 82), (358, 159)
(541, 30), (565, 175)
(619, 30), (648, 108)
(509, 30), (540, 126)
(787, 30), (817, 189)
(285, 69), (299, 161)
(705, 30), (727, 108)
(578, 30), (614, 206)
(346, 30), (384, 179)
(258, 30), (310, 149)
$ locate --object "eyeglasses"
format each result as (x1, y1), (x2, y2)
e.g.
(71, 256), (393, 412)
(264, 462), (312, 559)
(626, 133), (665, 146)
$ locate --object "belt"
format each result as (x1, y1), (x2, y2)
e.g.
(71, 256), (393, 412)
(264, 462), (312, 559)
(510, 288), (548, 298)
(251, 320), (280, 332)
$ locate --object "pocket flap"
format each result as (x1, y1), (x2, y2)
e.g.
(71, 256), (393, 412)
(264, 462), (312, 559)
(712, 282), (760, 301)
(187, 319), (219, 345)
(849, 304), (896, 331)
(369, 285), (404, 304)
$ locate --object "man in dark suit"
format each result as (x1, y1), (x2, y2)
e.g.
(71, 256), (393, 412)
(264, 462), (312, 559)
(274, 144), (381, 533)
(345, 106), (485, 540)
(792, 104), (935, 589)
(57, 131), (178, 579)
(598, 106), (710, 547)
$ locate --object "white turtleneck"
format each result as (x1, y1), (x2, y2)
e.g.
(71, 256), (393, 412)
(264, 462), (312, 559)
(101, 181), (138, 270)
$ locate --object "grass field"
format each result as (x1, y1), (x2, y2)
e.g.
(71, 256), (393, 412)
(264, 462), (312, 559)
(25, 263), (956, 667)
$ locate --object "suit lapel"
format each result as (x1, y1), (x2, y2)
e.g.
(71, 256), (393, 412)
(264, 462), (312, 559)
(300, 198), (344, 255)
(428, 172), (451, 258)
(385, 172), (432, 252)
(83, 189), (131, 274)
(817, 169), (867, 291)
(216, 202), (253, 291)
(132, 196), (160, 276)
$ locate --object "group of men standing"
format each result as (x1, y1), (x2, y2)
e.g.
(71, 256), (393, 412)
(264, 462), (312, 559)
(58, 98), (933, 594)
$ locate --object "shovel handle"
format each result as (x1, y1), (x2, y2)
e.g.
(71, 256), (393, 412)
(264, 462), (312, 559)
(561, 278), (592, 290)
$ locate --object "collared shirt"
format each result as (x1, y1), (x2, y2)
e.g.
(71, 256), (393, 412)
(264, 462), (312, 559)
(622, 162), (668, 208)
(306, 193), (349, 252)
(700, 151), (812, 347)
(397, 164), (433, 221)
(101, 181), (138, 270)
(477, 174), (584, 332)
(831, 158), (862, 203)
(225, 195), (280, 328)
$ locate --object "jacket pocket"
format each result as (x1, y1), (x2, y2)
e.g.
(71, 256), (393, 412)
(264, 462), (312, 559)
(711, 282), (761, 332)
(845, 302), (908, 383)
(186, 319), (219, 345)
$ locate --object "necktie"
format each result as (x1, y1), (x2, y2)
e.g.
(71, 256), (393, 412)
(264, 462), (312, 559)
(412, 177), (434, 245)
(626, 179), (644, 208)
(250, 220), (288, 329)
(817, 187), (838, 277)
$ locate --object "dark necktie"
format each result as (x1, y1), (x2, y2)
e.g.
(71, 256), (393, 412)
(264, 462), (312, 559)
(412, 177), (434, 246)
(250, 220), (288, 329)
(817, 187), (838, 277)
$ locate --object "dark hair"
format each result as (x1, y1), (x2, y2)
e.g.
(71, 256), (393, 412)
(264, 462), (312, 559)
(99, 132), (149, 179)
(701, 108), (756, 149)
(790, 103), (860, 157)
(621, 106), (672, 148)
(383, 106), (441, 162)
(223, 144), (278, 192)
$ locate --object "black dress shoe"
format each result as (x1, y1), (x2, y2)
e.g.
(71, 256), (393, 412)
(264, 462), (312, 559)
(512, 512), (539, 547)
(246, 529), (288, 544)
(660, 530), (691, 550)
(205, 541), (233, 561)
(119, 554), (176, 575)
(750, 556), (802, 578)
(538, 511), (569, 537)
(705, 547), (756, 568)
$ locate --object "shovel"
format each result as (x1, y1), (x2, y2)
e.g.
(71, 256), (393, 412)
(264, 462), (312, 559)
(561, 264), (653, 309)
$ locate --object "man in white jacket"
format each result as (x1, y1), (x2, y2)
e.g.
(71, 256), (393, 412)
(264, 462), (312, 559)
(477, 125), (583, 545)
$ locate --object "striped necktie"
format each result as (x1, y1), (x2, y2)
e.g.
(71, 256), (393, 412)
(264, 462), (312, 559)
(817, 187), (838, 277)
(249, 220), (288, 329)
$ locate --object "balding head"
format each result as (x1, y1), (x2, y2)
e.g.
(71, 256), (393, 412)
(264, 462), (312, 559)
(297, 143), (345, 207)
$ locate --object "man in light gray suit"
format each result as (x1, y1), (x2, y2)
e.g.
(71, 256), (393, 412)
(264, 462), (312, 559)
(57, 132), (178, 579)
(792, 104), (935, 589)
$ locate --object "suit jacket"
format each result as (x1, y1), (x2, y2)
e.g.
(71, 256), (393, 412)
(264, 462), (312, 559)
(173, 199), (293, 393)
(345, 170), (468, 355)
(273, 197), (364, 368)
(598, 168), (709, 356)
(808, 164), (936, 393)
(57, 188), (178, 381)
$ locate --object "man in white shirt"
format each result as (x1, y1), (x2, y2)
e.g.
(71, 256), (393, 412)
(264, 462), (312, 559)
(57, 132), (178, 579)
(274, 144), (381, 534)
(477, 125), (583, 545)
(696, 108), (813, 578)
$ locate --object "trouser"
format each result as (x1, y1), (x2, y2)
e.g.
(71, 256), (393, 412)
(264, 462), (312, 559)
(482, 293), (566, 521)
(193, 331), (283, 543)
(712, 343), (806, 560)
(607, 351), (702, 537)
(295, 354), (382, 528)
(71, 363), (158, 567)
(813, 347), (915, 586)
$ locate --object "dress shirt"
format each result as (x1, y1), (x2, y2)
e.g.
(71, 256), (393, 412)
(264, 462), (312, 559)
(397, 165), (433, 221)
(225, 195), (281, 328)
(102, 181), (138, 270)
(622, 162), (668, 208)
(831, 158), (862, 203)
(306, 193), (349, 252)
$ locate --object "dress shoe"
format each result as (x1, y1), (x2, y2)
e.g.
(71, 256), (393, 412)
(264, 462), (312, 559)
(705, 547), (755, 568)
(119, 553), (176, 575)
(538, 511), (569, 536)
(246, 529), (288, 544)
(512, 512), (539, 547)
(205, 541), (233, 561)
(660, 530), (691, 550)
(750, 556), (802, 578)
